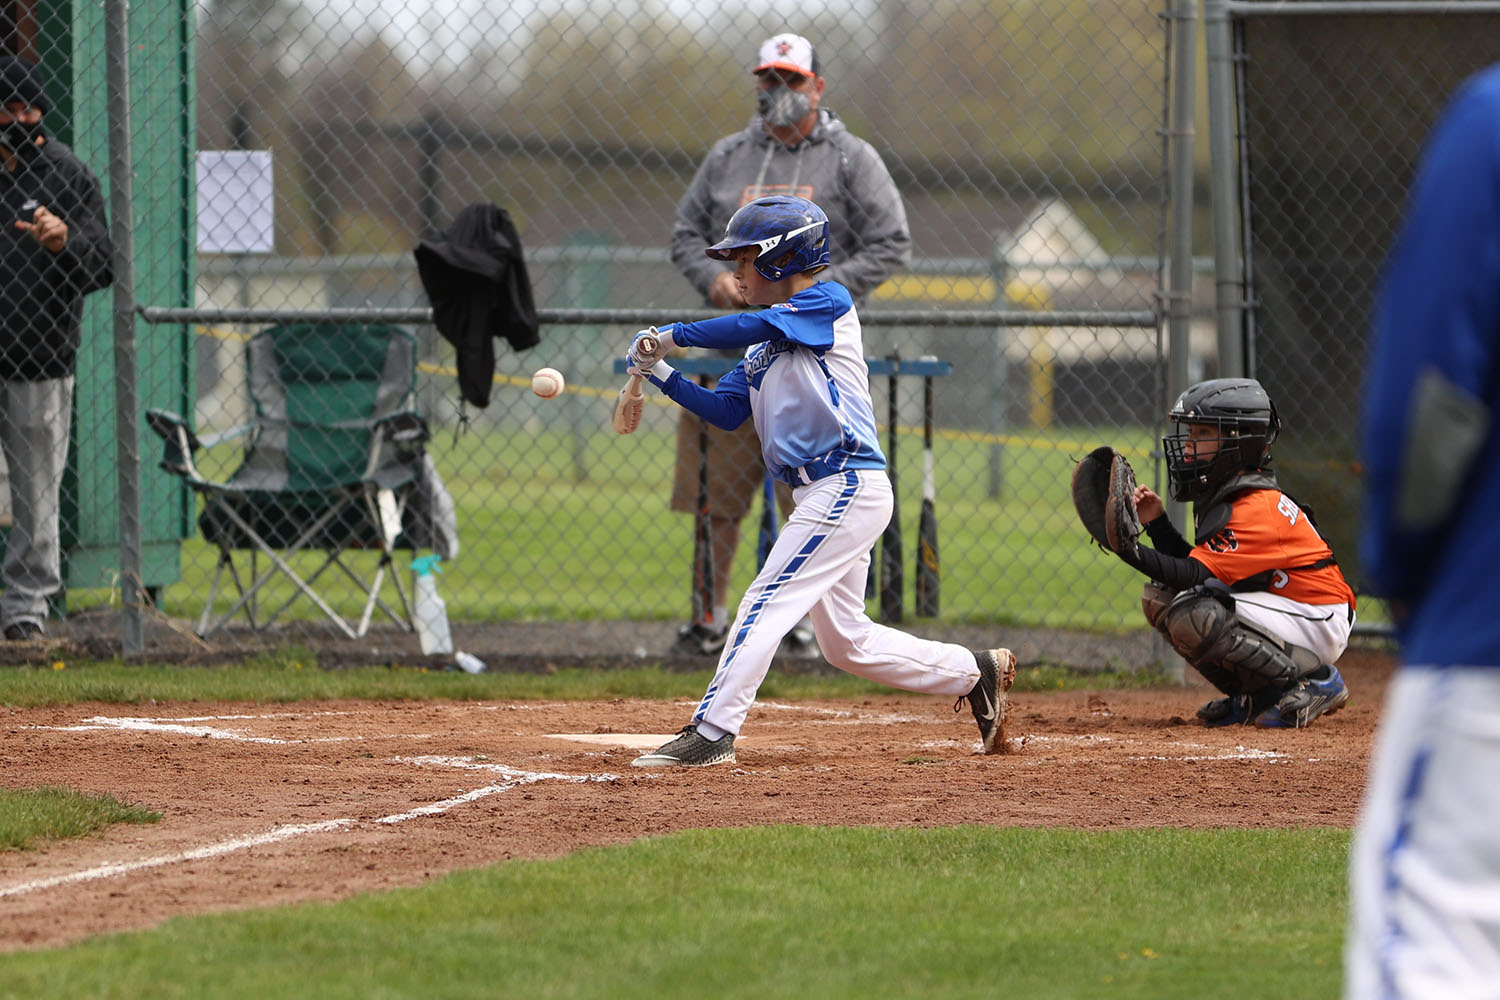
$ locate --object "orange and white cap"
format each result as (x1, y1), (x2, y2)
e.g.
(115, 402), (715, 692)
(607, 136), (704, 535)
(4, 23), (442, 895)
(753, 33), (818, 77)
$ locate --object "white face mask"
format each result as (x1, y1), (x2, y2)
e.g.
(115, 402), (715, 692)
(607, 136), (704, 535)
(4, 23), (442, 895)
(756, 85), (811, 128)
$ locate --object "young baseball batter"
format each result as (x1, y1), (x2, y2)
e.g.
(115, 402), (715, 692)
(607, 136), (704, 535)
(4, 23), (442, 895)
(624, 195), (1014, 767)
(1121, 378), (1355, 728)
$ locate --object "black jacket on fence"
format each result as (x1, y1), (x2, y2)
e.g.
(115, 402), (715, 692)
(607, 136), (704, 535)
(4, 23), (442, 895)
(414, 202), (540, 408)
(0, 133), (114, 381)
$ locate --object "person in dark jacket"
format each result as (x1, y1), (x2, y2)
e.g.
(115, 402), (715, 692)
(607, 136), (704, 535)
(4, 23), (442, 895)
(0, 56), (113, 639)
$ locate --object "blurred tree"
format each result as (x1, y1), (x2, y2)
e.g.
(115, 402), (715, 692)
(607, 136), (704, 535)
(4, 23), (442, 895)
(301, 33), (426, 253)
(198, 0), (321, 253)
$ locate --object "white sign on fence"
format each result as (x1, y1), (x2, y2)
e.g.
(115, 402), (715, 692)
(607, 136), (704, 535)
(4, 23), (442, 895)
(196, 150), (274, 254)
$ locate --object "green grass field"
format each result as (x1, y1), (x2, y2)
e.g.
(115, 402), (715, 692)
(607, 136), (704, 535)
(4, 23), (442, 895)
(1, 825), (1348, 999)
(89, 409), (1385, 638)
(0, 656), (1167, 708)
(0, 786), (159, 851)
(1, 662), (1352, 998)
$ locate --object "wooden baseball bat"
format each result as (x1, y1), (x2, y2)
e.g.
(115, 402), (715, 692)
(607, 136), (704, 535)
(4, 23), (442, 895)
(879, 353), (904, 623)
(690, 376), (716, 627)
(915, 373), (940, 617)
(611, 333), (658, 434)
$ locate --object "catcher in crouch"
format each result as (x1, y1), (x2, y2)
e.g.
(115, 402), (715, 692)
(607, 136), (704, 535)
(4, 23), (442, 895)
(1082, 378), (1355, 728)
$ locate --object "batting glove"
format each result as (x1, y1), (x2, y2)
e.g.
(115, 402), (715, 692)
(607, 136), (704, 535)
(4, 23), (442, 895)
(627, 327), (674, 371)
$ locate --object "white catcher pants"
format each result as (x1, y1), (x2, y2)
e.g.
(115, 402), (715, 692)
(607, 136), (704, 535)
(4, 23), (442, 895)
(1233, 590), (1353, 667)
(693, 468), (980, 738)
(1345, 667), (1500, 999)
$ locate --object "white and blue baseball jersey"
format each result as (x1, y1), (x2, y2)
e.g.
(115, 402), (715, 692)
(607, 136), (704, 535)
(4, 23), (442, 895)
(641, 279), (983, 742)
(646, 281), (885, 487)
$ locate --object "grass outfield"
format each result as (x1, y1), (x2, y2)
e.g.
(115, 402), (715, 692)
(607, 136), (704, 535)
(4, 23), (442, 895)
(0, 787), (159, 850)
(99, 422), (1161, 631)
(0, 656), (1171, 708)
(0, 826), (1348, 999)
(84, 419), (1387, 635)
(1, 661), (1351, 997)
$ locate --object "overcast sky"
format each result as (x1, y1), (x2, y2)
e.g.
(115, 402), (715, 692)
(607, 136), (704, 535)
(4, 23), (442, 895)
(282, 0), (882, 79)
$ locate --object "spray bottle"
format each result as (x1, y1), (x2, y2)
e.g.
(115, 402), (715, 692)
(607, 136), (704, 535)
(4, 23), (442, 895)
(410, 554), (453, 655)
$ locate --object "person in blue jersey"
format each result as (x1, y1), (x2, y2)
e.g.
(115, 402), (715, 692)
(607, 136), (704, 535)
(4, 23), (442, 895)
(1347, 61), (1500, 998)
(664, 32), (911, 661)
(623, 195), (1013, 768)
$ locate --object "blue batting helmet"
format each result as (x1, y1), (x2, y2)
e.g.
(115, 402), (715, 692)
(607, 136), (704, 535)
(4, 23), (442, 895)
(705, 195), (830, 281)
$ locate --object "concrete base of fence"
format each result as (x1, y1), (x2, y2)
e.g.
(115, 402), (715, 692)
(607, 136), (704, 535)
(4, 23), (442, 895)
(0, 606), (1247, 677)
(0, 605), (1396, 676)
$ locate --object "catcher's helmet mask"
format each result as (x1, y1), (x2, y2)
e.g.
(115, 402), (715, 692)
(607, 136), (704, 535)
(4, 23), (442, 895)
(1163, 378), (1281, 503)
(706, 195), (831, 281)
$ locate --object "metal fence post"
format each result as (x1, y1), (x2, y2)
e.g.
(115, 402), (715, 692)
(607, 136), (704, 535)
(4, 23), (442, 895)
(1159, 0), (1201, 683)
(1204, 0), (1245, 379)
(987, 240), (1008, 500)
(105, 0), (143, 655)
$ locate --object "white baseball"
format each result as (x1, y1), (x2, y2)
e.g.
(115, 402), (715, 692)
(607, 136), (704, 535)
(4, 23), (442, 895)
(531, 367), (565, 399)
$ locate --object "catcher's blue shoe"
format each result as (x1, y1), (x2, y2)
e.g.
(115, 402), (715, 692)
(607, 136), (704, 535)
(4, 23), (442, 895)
(1253, 664), (1350, 729)
(1196, 695), (1250, 727)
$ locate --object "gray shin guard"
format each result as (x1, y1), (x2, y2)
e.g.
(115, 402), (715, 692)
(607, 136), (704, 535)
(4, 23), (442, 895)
(1141, 581), (1172, 630)
(1156, 585), (1320, 694)
(1142, 582), (1243, 696)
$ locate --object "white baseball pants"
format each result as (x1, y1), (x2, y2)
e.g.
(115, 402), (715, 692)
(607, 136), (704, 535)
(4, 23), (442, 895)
(1344, 666), (1500, 999)
(692, 468), (980, 738)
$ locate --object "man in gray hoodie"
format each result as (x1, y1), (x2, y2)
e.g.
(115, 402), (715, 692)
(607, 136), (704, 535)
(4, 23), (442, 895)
(665, 32), (911, 657)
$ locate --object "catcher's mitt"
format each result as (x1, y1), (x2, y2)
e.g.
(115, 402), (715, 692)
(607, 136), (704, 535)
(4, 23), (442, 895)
(1070, 446), (1142, 556)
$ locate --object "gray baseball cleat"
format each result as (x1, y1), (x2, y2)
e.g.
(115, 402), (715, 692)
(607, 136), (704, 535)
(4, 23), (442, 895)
(631, 725), (737, 768)
(959, 648), (1016, 754)
(777, 625), (820, 660)
(666, 623), (727, 657)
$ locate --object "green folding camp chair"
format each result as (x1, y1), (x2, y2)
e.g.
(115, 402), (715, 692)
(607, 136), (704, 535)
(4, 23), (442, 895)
(148, 322), (433, 639)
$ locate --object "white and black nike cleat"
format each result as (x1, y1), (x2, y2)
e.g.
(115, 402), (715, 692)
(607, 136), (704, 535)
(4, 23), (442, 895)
(959, 648), (1016, 754)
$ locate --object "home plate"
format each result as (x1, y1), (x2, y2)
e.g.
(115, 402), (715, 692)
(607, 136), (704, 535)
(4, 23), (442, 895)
(546, 733), (677, 748)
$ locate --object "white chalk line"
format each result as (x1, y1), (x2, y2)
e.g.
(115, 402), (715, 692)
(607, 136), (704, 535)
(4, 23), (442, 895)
(1129, 747), (1291, 762)
(0, 819), (353, 898)
(23, 715), (434, 745)
(756, 702), (933, 725)
(0, 754), (618, 899)
(1008, 733), (1293, 762)
(8, 708), (1295, 903)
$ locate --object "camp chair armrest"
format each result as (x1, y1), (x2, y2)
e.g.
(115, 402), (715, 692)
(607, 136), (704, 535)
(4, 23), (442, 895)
(375, 411), (429, 444)
(364, 411), (429, 481)
(145, 408), (206, 480)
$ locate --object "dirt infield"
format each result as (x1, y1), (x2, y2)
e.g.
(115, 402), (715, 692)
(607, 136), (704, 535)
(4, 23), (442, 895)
(0, 646), (1392, 952)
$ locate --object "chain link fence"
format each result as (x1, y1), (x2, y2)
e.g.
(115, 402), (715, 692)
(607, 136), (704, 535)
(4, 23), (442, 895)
(1224, 0), (1500, 619)
(20, 1), (1193, 658)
